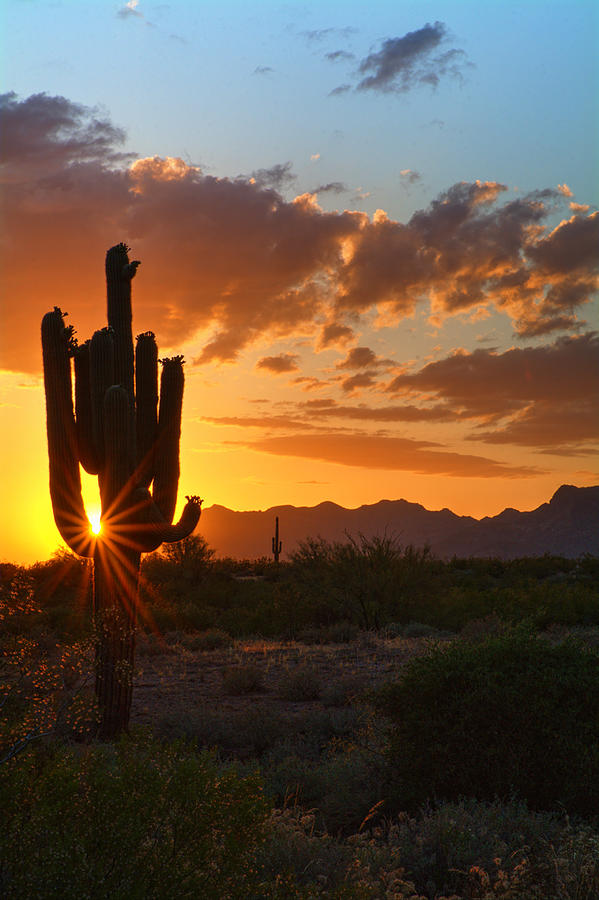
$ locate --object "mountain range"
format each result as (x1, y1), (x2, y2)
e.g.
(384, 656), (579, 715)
(197, 484), (599, 561)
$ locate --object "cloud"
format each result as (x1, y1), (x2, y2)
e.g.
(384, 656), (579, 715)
(326, 50), (355, 63)
(329, 84), (352, 97)
(248, 162), (296, 189)
(301, 27), (356, 43)
(339, 372), (379, 393)
(335, 345), (394, 370)
(312, 181), (347, 194)
(201, 414), (313, 430)
(557, 183), (573, 197)
(117, 0), (143, 19)
(0, 91), (132, 177)
(2, 92), (597, 377)
(318, 323), (355, 348)
(400, 168), (421, 184)
(237, 432), (543, 478)
(302, 402), (457, 423)
(388, 332), (599, 450)
(256, 353), (300, 374)
(331, 22), (469, 96)
(336, 181), (599, 337)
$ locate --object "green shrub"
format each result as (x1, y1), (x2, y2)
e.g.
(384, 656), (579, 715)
(223, 664), (264, 695)
(374, 629), (599, 814)
(0, 737), (270, 899)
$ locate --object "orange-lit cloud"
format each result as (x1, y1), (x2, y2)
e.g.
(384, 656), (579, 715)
(2, 92), (597, 378)
(236, 432), (543, 478)
(256, 353), (300, 374)
(389, 332), (599, 451)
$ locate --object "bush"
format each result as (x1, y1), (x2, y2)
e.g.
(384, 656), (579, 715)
(278, 666), (322, 702)
(374, 629), (599, 815)
(0, 736), (270, 898)
(223, 664), (264, 695)
(184, 628), (233, 651)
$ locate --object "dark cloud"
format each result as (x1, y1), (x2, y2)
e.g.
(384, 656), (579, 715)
(400, 168), (421, 184)
(335, 346), (394, 371)
(256, 353), (300, 374)
(340, 372), (379, 393)
(305, 402), (458, 423)
(301, 27), (356, 43)
(336, 346), (378, 368)
(331, 22), (469, 96)
(319, 323), (355, 348)
(312, 181), (348, 194)
(201, 414), (313, 430)
(329, 84), (352, 96)
(326, 50), (355, 63)
(248, 161), (296, 189)
(0, 91), (131, 176)
(389, 332), (599, 451)
(237, 432), (543, 478)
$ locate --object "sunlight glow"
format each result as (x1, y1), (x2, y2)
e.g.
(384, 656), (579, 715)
(88, 510), (102, 535)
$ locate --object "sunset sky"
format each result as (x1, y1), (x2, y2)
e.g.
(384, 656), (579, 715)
(1, 0), (598, 565)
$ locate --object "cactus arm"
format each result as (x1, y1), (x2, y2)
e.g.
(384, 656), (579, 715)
(74, 341), (100, 474)
(128, 491), (202, 552)
(152, 356), (184, 523)
(89, 328), (115, 470)
(105, 243), (139, 400)
(41, 308), (94, 558)
(135, 332), (158, 489)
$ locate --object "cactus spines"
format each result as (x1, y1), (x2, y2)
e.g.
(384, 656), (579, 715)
(272, 515), (282, 563)
(41, 244), (202, 738)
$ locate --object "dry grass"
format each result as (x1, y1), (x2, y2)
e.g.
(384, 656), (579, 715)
(130, 631), (443, 731)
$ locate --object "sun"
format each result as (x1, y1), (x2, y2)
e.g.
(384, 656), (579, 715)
(88, 510), (102, 535)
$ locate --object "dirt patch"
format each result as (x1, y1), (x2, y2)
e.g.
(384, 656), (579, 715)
(130, 633), (445, 732)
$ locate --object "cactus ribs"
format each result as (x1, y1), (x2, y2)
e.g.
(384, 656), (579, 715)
(41, 243), (202, 738)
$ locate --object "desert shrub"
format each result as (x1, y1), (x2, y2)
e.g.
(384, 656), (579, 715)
(458, 612), (509, 642)
(185, 628), (233, 651)
(321, 675), (366, 708)
(155, 704), (288, 758)
(278, 665), (322, 702)
(0, 737), (269, 899)
(290, 534), (434, 630)
(223, 664), (264, 695)
(374, 628), (599, 814)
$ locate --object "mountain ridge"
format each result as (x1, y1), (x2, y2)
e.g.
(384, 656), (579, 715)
(197, 484), (599, 561)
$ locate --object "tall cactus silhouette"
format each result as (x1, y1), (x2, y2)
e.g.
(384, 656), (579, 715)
(272, 515), (282, 563)
(41, 243), (202, 738)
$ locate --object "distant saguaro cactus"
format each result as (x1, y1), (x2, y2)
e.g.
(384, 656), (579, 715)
(41, 243), (202, 738)
(272, 515), (282, 563)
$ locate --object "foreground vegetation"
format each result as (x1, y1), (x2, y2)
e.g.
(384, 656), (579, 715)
(2, 537), (599, 897)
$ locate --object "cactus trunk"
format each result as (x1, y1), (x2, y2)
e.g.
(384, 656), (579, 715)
(272, 515), (282, 563)
(41, 244), (203, 739)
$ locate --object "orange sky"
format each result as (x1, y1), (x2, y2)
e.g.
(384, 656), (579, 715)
(1, 89), (598, 565)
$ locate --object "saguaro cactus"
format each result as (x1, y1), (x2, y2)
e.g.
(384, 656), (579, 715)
(41, 243), (202, 738)
(272, 515), (282, 563)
